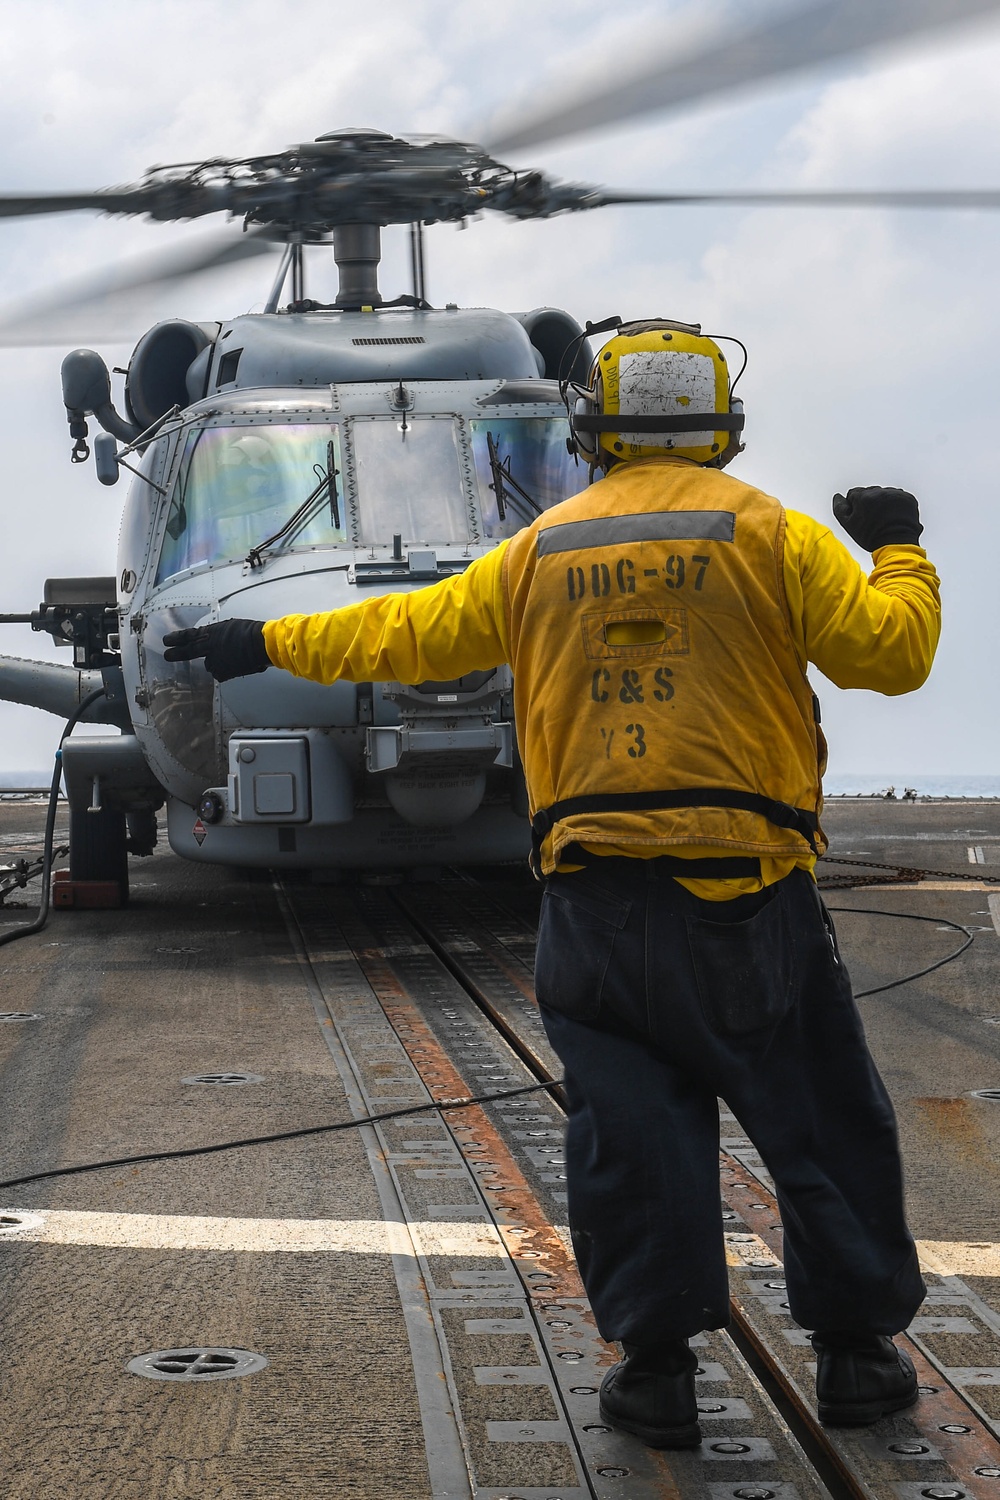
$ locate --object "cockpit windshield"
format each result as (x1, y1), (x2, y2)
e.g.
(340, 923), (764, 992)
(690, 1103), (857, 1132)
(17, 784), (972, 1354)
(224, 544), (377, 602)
(469, 418), (589, 538)
(153, 412), (591, 584)
(156, 423), (346, 583)
(352, 416), (474, 546)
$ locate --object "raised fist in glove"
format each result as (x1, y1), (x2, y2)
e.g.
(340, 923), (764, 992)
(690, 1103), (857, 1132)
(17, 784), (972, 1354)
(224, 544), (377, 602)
(832, 486), (923, 552)
(163, 619), (270, 682)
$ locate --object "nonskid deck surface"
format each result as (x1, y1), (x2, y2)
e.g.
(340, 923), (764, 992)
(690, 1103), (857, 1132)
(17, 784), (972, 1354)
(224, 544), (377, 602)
(2, 798), (1000, 1497)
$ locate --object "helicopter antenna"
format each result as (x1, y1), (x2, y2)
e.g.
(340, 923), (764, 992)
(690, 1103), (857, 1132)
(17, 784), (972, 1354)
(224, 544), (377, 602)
(409, 223), (426, 307)
(333, 224), (382, 309)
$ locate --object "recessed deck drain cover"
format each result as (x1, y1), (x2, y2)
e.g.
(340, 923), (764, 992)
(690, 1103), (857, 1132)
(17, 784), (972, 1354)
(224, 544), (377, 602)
(127, 1347), (268, 1381)
(0, 1211), (43, 1235)
(181, 1072), (264, 1086)
(0, 1012), (42, 1022)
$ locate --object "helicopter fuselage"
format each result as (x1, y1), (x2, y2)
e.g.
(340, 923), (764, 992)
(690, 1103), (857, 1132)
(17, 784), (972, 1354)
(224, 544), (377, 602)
(104, 303), (588, 871)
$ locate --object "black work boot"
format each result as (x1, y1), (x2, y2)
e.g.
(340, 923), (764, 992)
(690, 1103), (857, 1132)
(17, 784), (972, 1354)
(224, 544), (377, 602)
(599, 1339), (701, 1449)
(812, 1332), (918, 1426)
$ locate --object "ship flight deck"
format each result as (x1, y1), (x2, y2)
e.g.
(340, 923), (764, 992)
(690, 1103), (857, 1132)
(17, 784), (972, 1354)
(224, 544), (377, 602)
(3, 797), (1000, 1498)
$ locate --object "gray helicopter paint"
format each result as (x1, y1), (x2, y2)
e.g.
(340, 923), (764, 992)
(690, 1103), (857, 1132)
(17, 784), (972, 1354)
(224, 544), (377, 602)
(0, 656), (116, 724)
(166, 794), (530, 870)
(199, 308), (542, 398)
(60, 734), (163, 811)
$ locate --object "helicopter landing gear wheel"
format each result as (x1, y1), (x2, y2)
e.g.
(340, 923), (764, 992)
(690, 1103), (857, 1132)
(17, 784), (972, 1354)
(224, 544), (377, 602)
(69, 807), (129, 900)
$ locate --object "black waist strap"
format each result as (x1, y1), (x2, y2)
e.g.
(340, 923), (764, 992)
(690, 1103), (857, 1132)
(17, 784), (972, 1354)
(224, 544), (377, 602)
(559, 842), (762, 879)
(530, 787), (819, 875)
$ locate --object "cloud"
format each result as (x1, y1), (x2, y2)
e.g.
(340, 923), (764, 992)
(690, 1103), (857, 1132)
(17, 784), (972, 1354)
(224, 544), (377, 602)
(0, 0), (996, 780)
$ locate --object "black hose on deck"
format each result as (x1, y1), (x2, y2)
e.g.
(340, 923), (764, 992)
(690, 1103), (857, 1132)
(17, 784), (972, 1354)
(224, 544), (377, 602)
(0, 687), (106, 950)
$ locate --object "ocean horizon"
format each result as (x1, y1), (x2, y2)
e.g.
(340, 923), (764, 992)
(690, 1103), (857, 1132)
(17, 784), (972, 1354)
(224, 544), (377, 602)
(825, 774), (1000, 798)
(2, 769), (1000, 799)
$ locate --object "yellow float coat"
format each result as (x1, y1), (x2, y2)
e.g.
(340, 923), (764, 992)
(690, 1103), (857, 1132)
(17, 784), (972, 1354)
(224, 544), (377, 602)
(264, 457), (941, 894)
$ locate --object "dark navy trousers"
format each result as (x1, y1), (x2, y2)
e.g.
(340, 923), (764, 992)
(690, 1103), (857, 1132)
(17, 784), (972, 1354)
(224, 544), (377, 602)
(534, 862), (925, 1345)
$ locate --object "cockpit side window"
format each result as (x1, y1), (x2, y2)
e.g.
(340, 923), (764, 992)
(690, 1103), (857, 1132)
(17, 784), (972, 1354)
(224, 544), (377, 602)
(155, 423), (346, 583)
(118, 435), (170, 592)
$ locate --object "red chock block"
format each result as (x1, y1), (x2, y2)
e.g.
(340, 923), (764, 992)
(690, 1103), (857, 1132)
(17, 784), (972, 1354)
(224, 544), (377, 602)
(52, 870), (123, 909)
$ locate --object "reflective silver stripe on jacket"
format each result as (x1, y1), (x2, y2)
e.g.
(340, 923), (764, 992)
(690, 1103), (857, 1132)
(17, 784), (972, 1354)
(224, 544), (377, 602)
(536, 511), (736, 556)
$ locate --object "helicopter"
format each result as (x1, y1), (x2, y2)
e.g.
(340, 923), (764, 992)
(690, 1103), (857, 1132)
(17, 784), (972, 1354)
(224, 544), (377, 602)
(0, 0), (996, 902)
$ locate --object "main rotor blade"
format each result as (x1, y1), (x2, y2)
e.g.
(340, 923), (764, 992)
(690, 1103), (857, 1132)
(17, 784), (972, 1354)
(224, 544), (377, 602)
(0, 228), (274, 347)
(594, 188), (1000, 209)
(0, 190), (149, 218)
(487, 0), (1000, 154)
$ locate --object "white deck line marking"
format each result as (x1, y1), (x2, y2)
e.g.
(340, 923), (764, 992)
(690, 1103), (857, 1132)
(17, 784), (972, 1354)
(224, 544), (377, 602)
(865, 880), (995, 891)
(0, 1209), (512, 1255)
(970, 845), (986, 864)
(917, 1240), (1000, 1277)
(988, 894), (1000, 937)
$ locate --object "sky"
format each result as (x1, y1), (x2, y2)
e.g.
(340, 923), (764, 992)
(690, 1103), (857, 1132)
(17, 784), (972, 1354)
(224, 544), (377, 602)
(0, 0), (998, 781)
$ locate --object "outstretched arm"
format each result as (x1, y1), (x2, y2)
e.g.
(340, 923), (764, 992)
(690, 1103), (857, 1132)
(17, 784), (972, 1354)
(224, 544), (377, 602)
(164, 543), (511, 683)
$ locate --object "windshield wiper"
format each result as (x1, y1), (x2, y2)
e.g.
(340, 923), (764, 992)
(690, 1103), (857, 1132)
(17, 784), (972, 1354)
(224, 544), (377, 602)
(486, 431), (541, 525)
(246, 440), (340, 570)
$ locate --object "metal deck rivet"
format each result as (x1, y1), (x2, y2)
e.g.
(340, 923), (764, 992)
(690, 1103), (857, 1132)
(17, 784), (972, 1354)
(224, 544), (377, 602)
(939, 1425), (972, 1435)
(974, 1468), (1000, 1478)
(0, 1012), (42, 1022)
(547, 1320), (571, 1329)
(596, 1469), (630, 1478)
(557, 1351), (582, 1360)
(919, 1385), (940, 1395)
(734, 1490), (777, 1500)
(181, 1072), (265, 1086)
(920, 1489), (965, 1499)
(699, 1403), (727, 1413)
(127, 1347), (268, 1381)
(712, 1442), (751, 1455)
(583, 1424), (611, 1432)
(570, 1385), (596, 1394)
(890, 1442), (930, 1455)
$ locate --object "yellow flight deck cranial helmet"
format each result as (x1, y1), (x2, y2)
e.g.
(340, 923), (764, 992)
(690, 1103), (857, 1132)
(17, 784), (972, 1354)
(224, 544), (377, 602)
(567, 319), (746, 470)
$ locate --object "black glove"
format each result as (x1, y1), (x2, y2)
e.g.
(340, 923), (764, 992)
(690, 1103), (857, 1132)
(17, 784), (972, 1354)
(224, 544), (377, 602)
(162, 619), (270, 682)
(832, 486), (923, 551)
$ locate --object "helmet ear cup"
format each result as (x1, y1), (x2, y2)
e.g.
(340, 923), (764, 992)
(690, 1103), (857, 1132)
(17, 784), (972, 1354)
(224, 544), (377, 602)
(572, 394), (598, 460)
(708, 397), (745, 470)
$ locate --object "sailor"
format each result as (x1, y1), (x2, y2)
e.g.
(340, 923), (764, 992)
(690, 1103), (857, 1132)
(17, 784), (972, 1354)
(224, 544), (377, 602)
(164, 320), (940, 1448)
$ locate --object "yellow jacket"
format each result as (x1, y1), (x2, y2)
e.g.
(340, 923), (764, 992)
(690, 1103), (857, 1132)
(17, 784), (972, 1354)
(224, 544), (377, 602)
(264, 458), (940, 896)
